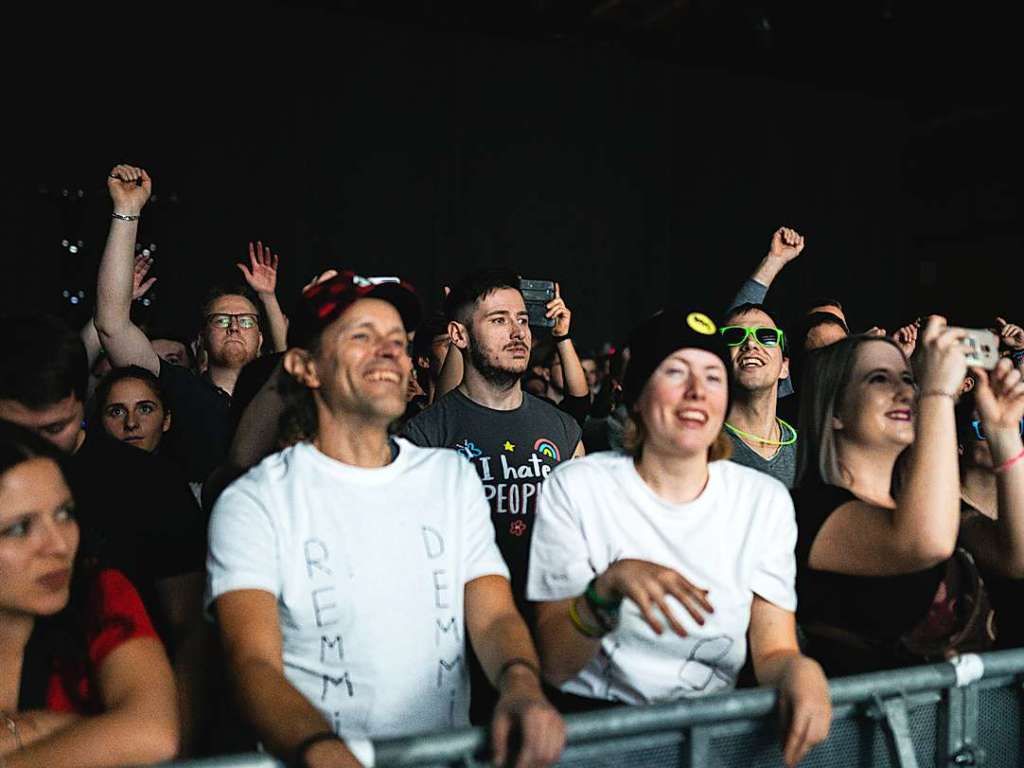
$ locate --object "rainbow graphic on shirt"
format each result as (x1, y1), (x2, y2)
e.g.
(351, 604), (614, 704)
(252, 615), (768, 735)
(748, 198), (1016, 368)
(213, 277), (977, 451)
(533, 439), (560, 462)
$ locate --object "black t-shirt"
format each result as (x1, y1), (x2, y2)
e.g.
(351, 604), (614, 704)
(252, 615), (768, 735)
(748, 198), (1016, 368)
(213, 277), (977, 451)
(403, 388), (582, 607)
(792, 482), (945, 671)
(159, 360), (232, 484)
(66, 432), (207, 644)
(403, 389), (581, 723)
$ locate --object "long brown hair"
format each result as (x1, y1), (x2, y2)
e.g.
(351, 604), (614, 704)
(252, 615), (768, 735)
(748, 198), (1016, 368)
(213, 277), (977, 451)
(795, 334), (908, 487)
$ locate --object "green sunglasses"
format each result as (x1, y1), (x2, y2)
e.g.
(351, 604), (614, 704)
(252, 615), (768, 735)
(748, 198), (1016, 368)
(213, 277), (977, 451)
(719, 325), (785, 348)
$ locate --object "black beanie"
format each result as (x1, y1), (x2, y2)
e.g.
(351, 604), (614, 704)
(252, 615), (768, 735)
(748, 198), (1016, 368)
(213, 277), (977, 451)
(622, 307), (733, 412)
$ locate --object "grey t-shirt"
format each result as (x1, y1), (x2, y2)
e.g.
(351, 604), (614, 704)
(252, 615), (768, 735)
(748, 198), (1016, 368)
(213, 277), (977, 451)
(726, 427), (797, 489)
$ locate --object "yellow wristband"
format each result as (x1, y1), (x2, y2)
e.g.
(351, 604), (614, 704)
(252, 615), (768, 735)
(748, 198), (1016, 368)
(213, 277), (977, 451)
(568, 597), (606, 638)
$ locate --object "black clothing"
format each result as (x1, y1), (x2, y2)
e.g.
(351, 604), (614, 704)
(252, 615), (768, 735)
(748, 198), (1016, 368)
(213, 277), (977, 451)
(792, 481), (945, 675)
(158, 360), (231, 484)
(66, 432), (206, 646)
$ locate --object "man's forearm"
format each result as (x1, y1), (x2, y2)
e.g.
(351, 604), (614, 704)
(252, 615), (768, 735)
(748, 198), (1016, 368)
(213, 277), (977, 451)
(748, 255), (786, 292)
(231, 658), (358, 765)
(556, 339), (590, 399)
(470, 611), (542, 690)
(259, 293), (289, 353)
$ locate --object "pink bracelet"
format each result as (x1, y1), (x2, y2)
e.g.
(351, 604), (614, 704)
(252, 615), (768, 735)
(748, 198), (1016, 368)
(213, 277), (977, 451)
(995, 446), (1024, 474)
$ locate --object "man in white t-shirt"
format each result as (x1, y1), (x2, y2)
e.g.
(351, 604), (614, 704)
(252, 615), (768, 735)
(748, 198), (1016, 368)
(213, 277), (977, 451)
(207, 272), (564, 768)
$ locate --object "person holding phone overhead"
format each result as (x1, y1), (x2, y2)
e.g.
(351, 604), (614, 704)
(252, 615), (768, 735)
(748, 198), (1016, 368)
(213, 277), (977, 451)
(403, 268), (584, 723)
(792, 319), (996, 675)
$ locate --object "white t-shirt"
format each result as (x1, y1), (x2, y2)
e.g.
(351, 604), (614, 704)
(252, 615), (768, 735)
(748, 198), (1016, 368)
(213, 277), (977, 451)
(207, 439), (509, 740)
(527, 452), (796, 704)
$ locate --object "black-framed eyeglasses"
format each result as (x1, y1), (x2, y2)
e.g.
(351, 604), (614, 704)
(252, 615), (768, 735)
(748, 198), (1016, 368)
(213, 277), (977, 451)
(970, 418), (1024, 441)
(720, 325), (785, 348)
(207, 313), (259, 330)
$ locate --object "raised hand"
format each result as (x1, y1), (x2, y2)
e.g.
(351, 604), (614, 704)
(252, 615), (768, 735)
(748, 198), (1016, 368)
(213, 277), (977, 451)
(996, 317), (1024, 351)
(238, 241), (280, 296)
(916, 316), (968, 397)
(892, 321), (919, 359)
(132, 254), (156, 300)
(768, 227), (806, 263)
(595, 558), (713, 637)
(545, 283), (572, 338)
(107, 164), (152, 215)
(973, 357), (1024, 437)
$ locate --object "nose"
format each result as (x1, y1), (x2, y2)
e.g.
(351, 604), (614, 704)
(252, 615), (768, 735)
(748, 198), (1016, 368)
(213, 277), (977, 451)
(683, 372), (706, 400)
(739, 333), (758, 353)
(123, 411), (139, 432)
(376, 337), (404, 359)
(41, 518), (74, 558)
(897, 379), (916, 403)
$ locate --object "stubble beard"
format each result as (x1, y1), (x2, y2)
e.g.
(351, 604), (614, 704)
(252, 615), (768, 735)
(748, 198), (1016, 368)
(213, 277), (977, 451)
(467, 332), (526, 389)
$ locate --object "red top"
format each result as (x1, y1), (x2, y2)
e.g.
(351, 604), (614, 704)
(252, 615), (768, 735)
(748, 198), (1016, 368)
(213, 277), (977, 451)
(46, 569), (158, 713)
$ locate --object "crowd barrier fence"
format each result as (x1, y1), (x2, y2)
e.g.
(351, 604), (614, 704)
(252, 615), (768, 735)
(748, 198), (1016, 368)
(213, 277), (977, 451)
(166, 648), (1024, 768)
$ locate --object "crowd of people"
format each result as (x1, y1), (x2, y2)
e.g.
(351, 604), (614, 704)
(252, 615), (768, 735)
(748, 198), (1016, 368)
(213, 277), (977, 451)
(1, 163), (1023, 768)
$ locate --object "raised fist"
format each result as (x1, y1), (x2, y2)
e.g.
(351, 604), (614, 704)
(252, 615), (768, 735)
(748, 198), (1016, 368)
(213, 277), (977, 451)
(769, 227), (805, 263)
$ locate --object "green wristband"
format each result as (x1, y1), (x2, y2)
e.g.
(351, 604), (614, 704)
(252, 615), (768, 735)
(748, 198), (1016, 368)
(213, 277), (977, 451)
(585, 576), (622, 610)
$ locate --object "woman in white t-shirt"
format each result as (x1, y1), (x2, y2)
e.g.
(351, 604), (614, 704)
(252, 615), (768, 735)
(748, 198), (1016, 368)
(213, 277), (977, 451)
(528, 308), (831, 768)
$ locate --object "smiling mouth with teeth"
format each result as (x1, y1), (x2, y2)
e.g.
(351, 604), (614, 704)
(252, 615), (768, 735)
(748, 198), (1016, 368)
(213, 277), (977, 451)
(677, 409), (709, 424)
(365, 370), (401, 383)
(738, 357), (766, 368)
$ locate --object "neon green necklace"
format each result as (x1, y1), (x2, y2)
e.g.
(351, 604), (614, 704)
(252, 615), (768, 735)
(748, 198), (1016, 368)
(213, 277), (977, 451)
(725, 418), (798, 447)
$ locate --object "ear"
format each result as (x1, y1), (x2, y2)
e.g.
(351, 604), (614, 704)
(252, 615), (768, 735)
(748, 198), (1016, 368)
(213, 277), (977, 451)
(779, 356), (790, 382)
(449, 320), (470, 351)
(416, 355), (431, 370)
(831, 414), (844, 431)
(162, 411), (172, 434)
(257, 331), (264, 356)
(961, 376), (976, 394)
(284, 348), (321, 389)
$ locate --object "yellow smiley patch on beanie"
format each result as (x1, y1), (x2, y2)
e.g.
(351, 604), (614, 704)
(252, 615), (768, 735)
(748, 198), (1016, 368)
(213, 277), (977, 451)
(686, 312), (716, 335)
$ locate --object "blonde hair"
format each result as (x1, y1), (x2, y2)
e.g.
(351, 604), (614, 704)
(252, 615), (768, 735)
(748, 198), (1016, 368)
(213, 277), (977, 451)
(622, 412), (733, 462)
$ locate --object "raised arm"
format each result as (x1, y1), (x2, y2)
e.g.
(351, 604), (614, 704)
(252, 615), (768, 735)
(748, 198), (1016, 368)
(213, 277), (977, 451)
(238, 241), (288, 353)
(728, 227), (805, 312)
(81, 254), (158, 370)
(216, 589), (362, 768)
(809, 318), (968, 575)
(94, 165), (160, 374)
(3, 637), (177, 768)
(959, 358), (1024, 577)
(547, 283), (589, 399)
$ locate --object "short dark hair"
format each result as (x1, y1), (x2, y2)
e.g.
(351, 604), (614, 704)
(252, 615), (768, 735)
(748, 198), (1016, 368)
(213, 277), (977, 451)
(0, 418), (69, 479)
(444, 268), (521, 325)
(807, 297), (845, 313)
(0, 314), (88, 408)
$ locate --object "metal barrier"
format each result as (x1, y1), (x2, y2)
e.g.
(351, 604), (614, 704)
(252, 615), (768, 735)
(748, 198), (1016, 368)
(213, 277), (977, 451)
(167, 649), (1024, 768)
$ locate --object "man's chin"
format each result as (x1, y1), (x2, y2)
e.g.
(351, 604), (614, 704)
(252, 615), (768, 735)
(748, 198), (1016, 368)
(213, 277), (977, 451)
(212, 347), (254, 369)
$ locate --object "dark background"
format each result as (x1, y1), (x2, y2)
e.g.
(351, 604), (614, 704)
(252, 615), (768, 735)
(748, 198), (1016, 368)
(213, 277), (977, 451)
(5, 1), (1020, 351)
